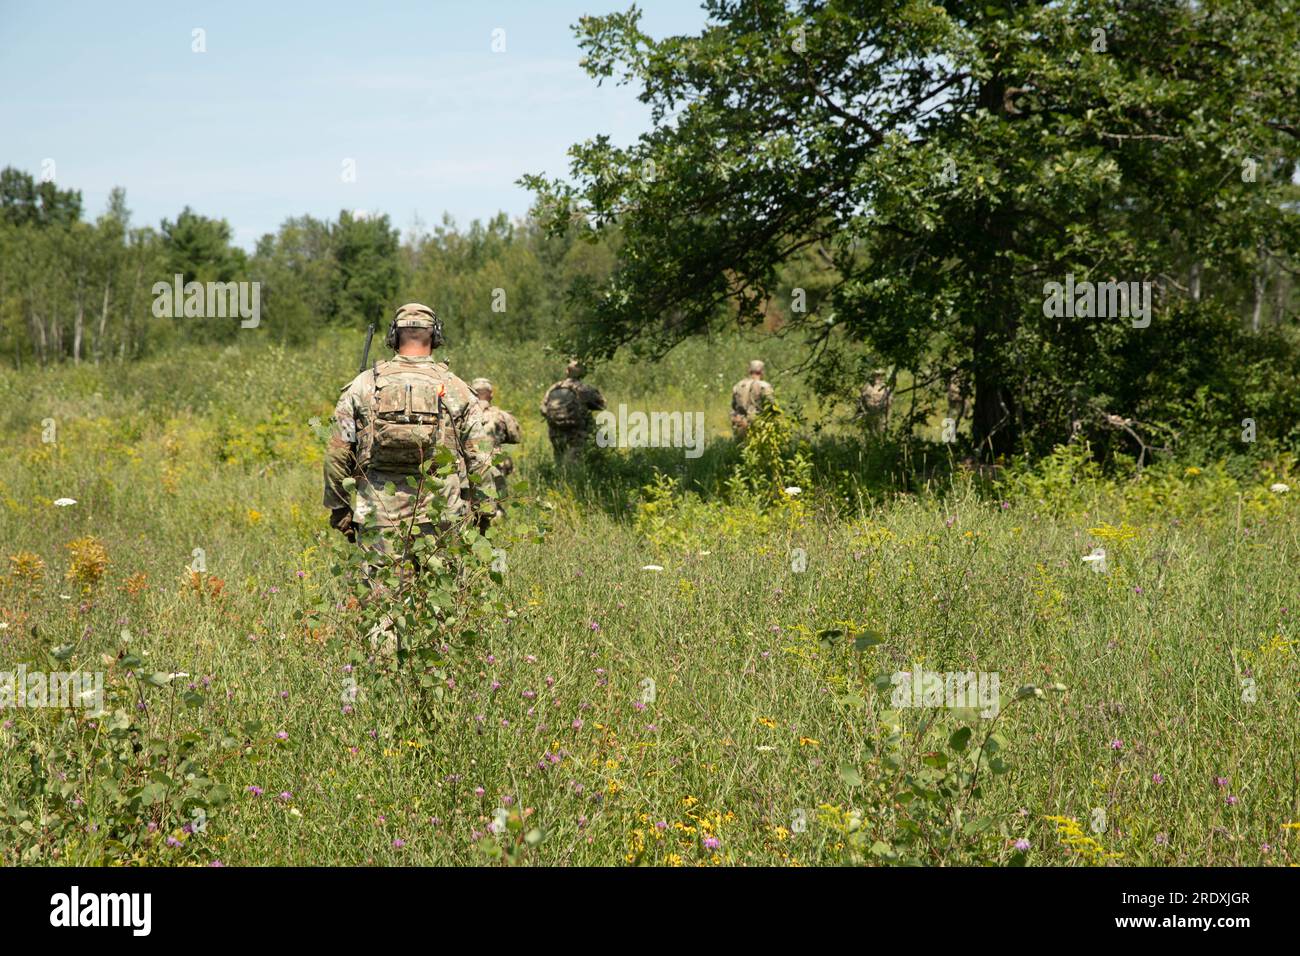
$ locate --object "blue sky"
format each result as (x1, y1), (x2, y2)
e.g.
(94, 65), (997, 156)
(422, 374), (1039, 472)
(0, 1), (708, 248)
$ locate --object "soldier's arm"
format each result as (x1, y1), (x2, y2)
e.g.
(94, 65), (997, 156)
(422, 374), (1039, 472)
(539, 385), (552, 417)
(500, 410), (522, 445)
(323, 386), (358, 514)
(457, 397), (500, 502)
(583, 384), (606, 412)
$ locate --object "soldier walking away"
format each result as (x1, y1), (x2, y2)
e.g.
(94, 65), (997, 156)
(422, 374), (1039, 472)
(470, 377), (520, 507)
(945, 368), (968, 430)
(540, 359), (605, 464)
(731, 359), (774, 440)
(858, 369), (893, 436)
(323, 302), (497, 652)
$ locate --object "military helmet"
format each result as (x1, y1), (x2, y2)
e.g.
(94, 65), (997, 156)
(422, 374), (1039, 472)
(385, 302), (443, 350)
(748, 359), (765, 375)
(470, 377), (493, 396)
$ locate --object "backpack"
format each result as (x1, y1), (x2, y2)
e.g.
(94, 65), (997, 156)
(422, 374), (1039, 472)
(542, 383), (584, 427)
(362, 363), (451, 471)
(491, 408), (522, 445)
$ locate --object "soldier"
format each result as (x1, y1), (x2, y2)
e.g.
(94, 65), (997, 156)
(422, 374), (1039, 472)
(470, 377), (520, 505)
(539, 359), (605, 464)
(323, 303), (497, 651)
(945, 368), (967, 428)
(858, 368), (892, 435)
(730, 359), (774, 439)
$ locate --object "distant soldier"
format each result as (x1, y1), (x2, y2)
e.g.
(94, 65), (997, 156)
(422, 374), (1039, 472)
(470, 377), (520, 505)
(540, 359), (605, 464)
(731, 359), (774, 439)
(324, 301), (497, 569)
(945, 368), (967, 428)
(858, 369), (892, 435)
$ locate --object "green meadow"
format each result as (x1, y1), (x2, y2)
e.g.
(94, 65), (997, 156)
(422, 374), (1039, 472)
(2, 333), (1297, 866)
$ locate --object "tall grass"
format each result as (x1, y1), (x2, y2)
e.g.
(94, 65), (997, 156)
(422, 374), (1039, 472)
(1, 334), (1297, 865)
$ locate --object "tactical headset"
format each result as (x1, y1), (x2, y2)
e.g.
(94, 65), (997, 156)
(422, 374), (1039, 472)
(385, 302), (444, 350)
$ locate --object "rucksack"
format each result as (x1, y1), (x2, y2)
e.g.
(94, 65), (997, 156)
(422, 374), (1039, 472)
(361, 363), (452, 471)
(542, 384), (584, 427)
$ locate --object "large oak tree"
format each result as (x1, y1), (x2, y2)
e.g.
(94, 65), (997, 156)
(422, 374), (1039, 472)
(526, 0), (1300, 458)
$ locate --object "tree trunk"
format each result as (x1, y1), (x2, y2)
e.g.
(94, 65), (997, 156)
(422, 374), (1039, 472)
(970, 72), (1019, 460)
(73, 293), (84, 364)
(31, 309), (47, 366)
(1251, 242), (1266, 334)
(972, 325), (1015, 460)
(96, 279), (111, 363)
(1273, 264), (1287, 326)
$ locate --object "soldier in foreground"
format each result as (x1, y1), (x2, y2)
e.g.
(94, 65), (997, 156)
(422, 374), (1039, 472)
(858, 369), (892, 435)
(470, 377), (520, 505)
(539, 359), (605, 464)
(730, 359), (774, 440)
(324, 301), (496, 557)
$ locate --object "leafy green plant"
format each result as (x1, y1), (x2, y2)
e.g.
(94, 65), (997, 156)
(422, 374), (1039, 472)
(726, 400), (812, 506)
(0, 640), (230, 865)
(827, 680), (1066, 866)
(310, 448), (545, 742)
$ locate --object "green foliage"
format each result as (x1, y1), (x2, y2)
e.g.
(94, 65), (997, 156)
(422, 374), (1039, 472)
(328, 212), (401, 328)
(0, 166), (82, 228)
(160, 206), (246, 286)
(313, 452), (548, 743)
(0, 638), (230, 865)
(4, 307), (1300, 868)
(1000, 439), (1298, 522)
(528, 0), (1300, 457)
(632, 471), (696, 553)
(728, 400), (812, 505)
(827, 682), (1065, 866)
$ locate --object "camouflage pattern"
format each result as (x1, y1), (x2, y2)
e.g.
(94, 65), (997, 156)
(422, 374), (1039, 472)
(386, 302), (443, 349)
(471, 388), (521, 509)
(324, 354), (497, 534)
(475, 399), (521, 473)
(858, 372), (892, 434)
(945, 369), (967, 425)
(540, 375), (605, 464)
(730, 366), (774, 439)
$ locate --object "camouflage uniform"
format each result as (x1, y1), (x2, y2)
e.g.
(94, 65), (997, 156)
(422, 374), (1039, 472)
(325, 305), (498, 543)
(945, 370), (967, 426)
(470, 377), (520, 505)
(324, 354), (496, 539)
(540, 361), (605, 464)
(858, 370), (892, 435)
(730, 360), (774, 439)
(324, 304), (497, 656)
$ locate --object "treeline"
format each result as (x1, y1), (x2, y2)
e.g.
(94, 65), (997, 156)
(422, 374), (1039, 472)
(0, 165), (619, 367)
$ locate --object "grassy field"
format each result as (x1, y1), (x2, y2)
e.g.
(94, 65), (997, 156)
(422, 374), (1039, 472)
(2, 333), (1299, 866)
